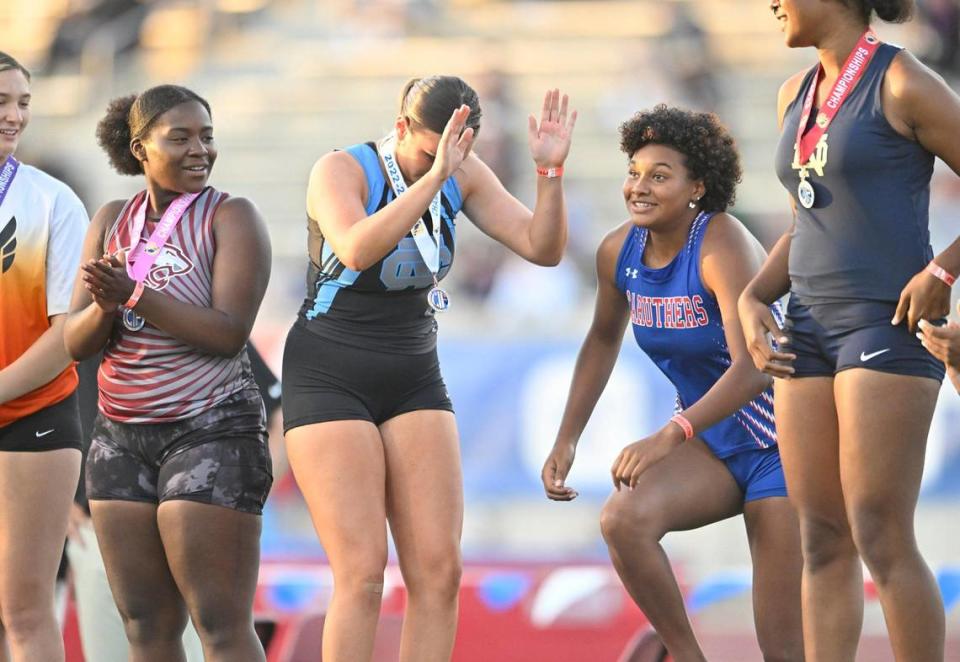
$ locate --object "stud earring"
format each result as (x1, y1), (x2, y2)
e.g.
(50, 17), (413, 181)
(688, 199), (698, 209)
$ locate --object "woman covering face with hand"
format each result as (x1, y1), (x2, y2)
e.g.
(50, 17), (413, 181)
(64, 85), (272, 662)
(283, 76), (575, 662)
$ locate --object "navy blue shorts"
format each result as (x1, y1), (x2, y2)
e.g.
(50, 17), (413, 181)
(783, 296), (945, 382)
(723, 445), (787, 502)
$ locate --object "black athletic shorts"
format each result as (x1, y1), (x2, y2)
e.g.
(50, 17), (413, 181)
(86, 389), (272, 515)
(282, 321), (454, 431)
(0, 391), (82, 452)
(784, 295), (945, 382)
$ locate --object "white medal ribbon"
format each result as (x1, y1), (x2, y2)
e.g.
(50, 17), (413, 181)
(377, 132), (443, 278)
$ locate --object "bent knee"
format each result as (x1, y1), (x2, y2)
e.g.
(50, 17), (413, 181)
(600, 498), (662, 547)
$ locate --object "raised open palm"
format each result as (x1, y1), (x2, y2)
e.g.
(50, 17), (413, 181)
(527, 89), (577, 168)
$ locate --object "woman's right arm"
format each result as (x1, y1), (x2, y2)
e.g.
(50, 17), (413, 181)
(64, 201), (124, 360)
(541, 224), (630, 501)
(309, 105), (475, 272)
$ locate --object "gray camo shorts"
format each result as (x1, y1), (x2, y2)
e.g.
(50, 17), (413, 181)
(86, 389), (272, 515)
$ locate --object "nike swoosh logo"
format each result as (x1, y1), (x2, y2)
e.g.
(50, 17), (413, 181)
(860, 349), (891, 362)
(35, 429), (55, 438)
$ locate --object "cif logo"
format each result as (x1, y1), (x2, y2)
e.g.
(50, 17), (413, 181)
(122, 307), (145, 331)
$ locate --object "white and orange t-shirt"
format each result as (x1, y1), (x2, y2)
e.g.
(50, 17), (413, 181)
(0, 163), (88, 427)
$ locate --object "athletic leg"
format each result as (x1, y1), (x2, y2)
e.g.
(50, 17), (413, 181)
(774, 376), (862, 662)
(286, 421), (388, 662)
(599, 438), (743, 662)
(742, 495), (804, 661)
(0, 449), (80, 662)
(835, 369), (943, 661)
(158, 501), (264, 662)
(89, 501), (189, 662)
(379, 410), (463, 662)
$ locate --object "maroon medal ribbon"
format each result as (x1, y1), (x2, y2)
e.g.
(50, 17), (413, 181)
(795, 29), (881, 166)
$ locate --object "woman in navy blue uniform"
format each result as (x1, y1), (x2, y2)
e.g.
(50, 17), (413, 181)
(283, 77), (576, 662)
(541, 106), (803, 662)
(739, 0), (960, 658)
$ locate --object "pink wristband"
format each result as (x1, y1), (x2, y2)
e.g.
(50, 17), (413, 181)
(669, 414), (694, 441)
(536, 165), (564, 178)
(124, 281), (145, 309)
(926, 261), (957, 287)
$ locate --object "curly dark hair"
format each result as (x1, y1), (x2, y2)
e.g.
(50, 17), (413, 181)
(96, 85), (211, 176)
(619, 105), (741, 213)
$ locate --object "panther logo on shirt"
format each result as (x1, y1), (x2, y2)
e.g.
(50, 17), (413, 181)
(142, 244), (194, 290)
(0, 216), (15, 273)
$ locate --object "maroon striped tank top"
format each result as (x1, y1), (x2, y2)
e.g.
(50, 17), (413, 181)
(98, 187), (253, 423)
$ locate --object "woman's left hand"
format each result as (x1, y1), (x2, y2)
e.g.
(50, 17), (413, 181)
(527, 88), (577, 169)
(610, 424), (684, 491)
(892, 267), (951, 331)
(81, 252), (136, 306)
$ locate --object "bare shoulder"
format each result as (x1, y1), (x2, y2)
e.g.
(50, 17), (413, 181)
(701, 212), (766, 291)
(90, 199), (127, 234)
(454, 151), (494, 198)
(777, 68), (811, 128)
(886, 49), (943, 95)
(597, 221), (633, 271)
(702, 212), (760, 252)
(309, 150), (365, 186)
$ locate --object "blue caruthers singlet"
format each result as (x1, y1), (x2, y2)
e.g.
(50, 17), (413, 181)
(298, 141), (463, 352)
(615, 213), (778, 458)
(775, 44), (935, 303)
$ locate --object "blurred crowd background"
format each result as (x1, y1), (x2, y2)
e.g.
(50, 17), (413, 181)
(4, 0), (960, 655)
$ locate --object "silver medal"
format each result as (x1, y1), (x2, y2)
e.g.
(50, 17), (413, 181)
(797, 179), (815, 209)
(427, 285), (450, 313)
(122, 307), (145, 331)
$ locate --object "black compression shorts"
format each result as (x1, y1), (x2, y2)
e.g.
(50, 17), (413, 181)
(282, 321), (454, 431)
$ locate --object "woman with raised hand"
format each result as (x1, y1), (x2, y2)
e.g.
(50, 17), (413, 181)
(541, 105), (803, 662)
(0, 51), (88, 662)
(283, 76), (575, 662)
(739, 0), (960, 658)
(64, 85), (272, 662)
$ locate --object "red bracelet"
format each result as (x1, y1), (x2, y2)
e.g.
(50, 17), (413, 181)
(669, 413), (694, 441)
(124, 281), (145, 309)
(926, 261), (957, 287)
(536, 165), (564, 178)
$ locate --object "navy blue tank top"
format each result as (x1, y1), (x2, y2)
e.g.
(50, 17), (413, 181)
(298, 141), (464, 352)
(615, 213), (778, 458)
(776, 44), (935, 302)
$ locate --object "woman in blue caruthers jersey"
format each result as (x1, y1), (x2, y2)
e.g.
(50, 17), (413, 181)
(739, 1), (960, 658)
(541, 106), (803, 662)
(284, 77), (577, 662)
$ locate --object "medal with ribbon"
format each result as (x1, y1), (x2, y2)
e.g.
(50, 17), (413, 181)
(793, 29), (881, 209)
(121, 191), (199, 330)
(377, 133), (450, 313)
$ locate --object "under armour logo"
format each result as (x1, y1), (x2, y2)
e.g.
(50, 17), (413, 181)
(0, 216), (16, 273)
(625, 267), (638, 279)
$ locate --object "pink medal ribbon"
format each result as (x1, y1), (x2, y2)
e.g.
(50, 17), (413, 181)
(125, 191), (199, 282)
(794, 29), (881, 208)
